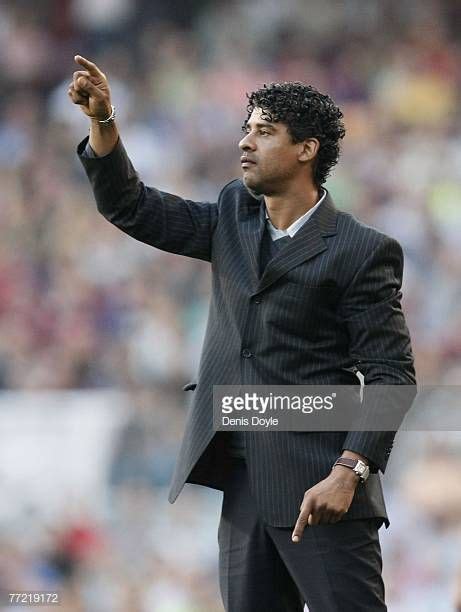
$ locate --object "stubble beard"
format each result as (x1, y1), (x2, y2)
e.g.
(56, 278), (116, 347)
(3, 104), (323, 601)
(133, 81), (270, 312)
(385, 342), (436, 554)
(242, 166), (274, 197)
(243, 175), (264, 197)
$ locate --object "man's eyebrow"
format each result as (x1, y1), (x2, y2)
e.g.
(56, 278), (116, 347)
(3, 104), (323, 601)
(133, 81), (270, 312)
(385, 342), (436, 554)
(245, 121), (277, 131)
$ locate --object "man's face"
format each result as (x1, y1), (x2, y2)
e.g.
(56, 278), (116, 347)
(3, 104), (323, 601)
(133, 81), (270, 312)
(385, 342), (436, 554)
(238, 107), (303, 196)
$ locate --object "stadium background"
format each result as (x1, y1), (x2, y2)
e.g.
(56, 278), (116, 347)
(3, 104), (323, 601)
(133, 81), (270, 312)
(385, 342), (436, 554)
(1, 0), (461, 610)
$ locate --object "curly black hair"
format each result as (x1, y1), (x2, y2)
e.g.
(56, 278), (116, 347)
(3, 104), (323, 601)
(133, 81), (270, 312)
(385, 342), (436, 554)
(243, 82), (346, 186)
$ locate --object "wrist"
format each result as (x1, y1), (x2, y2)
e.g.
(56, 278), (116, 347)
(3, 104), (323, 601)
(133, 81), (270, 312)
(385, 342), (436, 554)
(331, 464), (360, 485)
(88, 121), (119, 157)
(89, 104), (115, 124)
(89, 119), (117, 133)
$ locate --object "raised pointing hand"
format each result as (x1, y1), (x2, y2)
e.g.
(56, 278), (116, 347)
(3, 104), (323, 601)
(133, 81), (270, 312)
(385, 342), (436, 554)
(68, 55), (112, 121)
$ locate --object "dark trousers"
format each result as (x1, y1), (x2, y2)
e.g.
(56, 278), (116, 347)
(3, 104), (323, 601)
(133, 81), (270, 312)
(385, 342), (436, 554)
(218, 458), (386, 612)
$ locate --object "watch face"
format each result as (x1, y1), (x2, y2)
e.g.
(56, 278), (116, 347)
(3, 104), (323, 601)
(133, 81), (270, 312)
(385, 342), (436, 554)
(354, 461), (369, 480)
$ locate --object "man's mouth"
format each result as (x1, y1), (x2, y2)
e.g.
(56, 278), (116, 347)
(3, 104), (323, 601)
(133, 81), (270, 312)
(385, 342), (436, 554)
(240, 156), (256, 167)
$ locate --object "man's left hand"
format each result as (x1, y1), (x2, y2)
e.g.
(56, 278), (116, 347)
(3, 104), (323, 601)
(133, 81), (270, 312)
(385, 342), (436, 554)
(291, 467), (359, 542)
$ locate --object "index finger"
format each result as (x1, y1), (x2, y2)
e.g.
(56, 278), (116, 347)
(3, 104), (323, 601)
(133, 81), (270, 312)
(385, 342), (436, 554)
(291, 497), (313, 543)
(74, 55), (104, 77)
(291, 511), (309, 543)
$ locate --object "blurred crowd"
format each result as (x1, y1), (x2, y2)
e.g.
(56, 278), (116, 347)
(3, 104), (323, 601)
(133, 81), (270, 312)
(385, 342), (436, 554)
(1, 0), (460, 389)
(0, 0), (461, 610)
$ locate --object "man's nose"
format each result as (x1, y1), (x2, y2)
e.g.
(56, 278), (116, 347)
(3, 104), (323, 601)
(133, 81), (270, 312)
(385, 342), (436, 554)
(239, 133), (256, 151)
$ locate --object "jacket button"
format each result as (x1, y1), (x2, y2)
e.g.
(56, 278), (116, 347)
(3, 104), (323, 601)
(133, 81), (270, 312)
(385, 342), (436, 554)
(242, 349), (253, 358)
(254, 297), (262, 304)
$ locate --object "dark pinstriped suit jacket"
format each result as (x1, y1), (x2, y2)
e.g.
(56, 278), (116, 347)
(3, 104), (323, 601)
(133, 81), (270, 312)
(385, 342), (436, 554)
(78, 136), (416, 528)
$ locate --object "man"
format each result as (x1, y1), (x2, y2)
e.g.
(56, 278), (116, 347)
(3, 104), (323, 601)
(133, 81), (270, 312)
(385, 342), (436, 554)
(69, 55), (416, 611)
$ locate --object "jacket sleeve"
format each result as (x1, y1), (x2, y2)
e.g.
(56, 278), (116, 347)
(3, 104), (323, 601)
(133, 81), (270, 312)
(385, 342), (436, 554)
(339, 235), (416, 473)
(77, 136), (218, 262)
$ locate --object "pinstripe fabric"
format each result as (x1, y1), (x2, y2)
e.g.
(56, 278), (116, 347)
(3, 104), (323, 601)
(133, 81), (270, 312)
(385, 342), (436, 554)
(78, 136), (416, 528)
(227, 232), (293, 459)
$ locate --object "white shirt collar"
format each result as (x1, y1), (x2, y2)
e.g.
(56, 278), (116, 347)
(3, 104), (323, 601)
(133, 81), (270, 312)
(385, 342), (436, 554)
(265, 188), (327, 240)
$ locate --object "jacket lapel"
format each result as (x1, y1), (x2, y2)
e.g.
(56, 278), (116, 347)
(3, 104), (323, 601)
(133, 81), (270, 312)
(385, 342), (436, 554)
(255, 191), (338, 294)
(239, 191), (267, 286)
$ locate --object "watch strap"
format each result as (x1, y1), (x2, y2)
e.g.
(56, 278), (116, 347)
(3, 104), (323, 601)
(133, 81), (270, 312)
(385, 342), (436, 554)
(334, 458), (357, 470)
(333, 457), (369, 482)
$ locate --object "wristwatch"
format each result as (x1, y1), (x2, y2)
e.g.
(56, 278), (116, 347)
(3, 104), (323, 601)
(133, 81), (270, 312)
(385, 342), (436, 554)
(333, 457), (370, 482)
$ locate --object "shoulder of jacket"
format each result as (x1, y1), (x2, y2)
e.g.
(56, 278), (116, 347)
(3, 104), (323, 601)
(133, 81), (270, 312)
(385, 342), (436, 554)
(336, 209), (402, 254)
(216, 178), (261, 212)
(218, 178), (245, 198)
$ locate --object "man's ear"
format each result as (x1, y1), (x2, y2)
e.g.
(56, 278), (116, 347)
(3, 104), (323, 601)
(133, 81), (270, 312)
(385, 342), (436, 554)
(298, 138), (320, 163)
